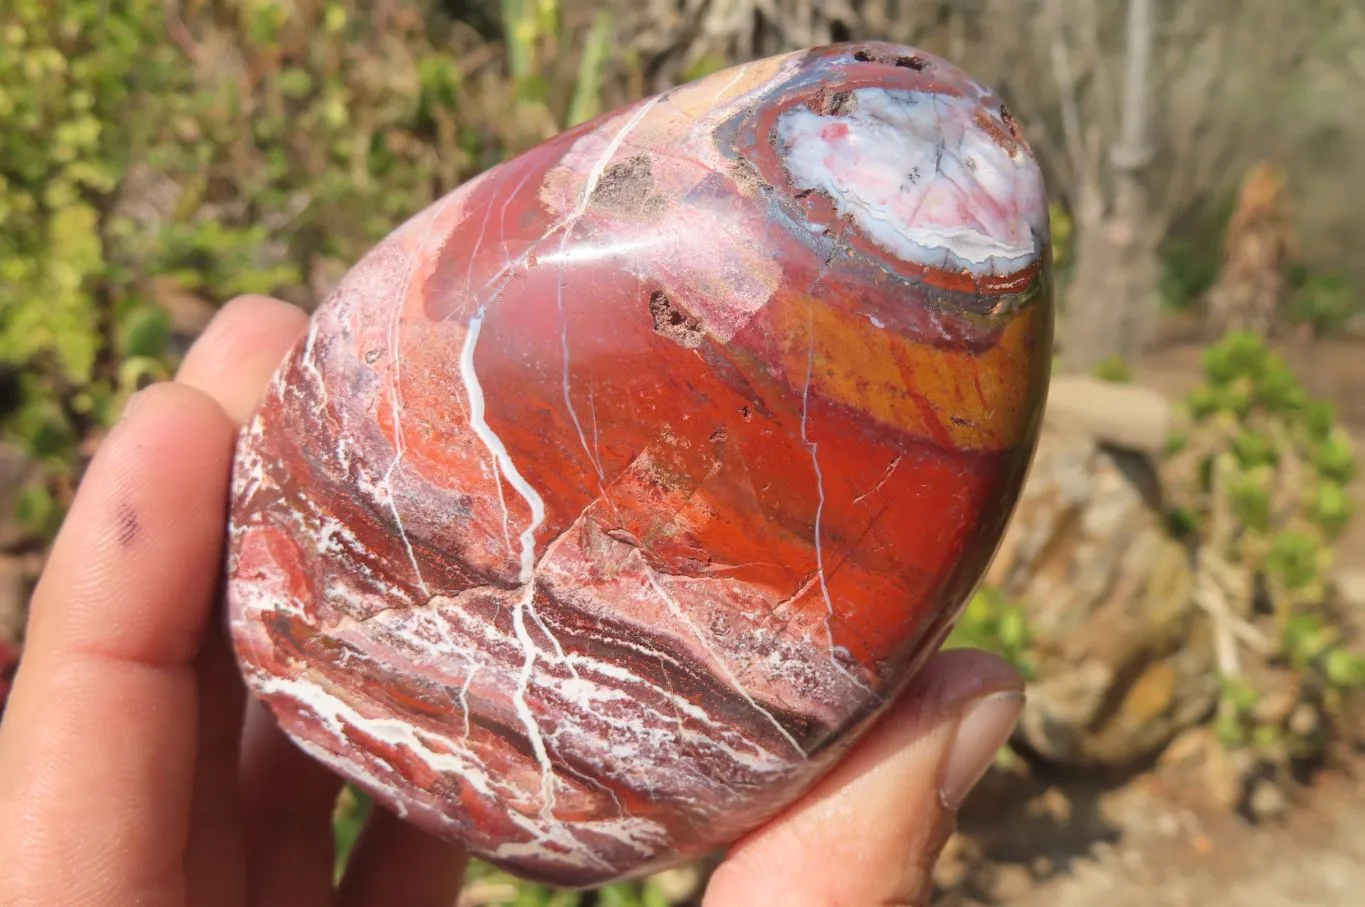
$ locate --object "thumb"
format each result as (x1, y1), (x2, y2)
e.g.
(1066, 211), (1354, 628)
(704, 648), (1024, 907)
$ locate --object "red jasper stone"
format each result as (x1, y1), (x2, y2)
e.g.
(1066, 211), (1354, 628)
(226, 42), (1053, 886)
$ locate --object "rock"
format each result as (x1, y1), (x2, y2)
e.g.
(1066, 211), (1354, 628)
(991, 864), (1037, 901)
(1342, 312), (1365, 344)
(932, 832), (975, 890)
(223, 43), (1054, 886)
(990, 428), (1218, 766)
(1044, 375), (1172, 455)
(1156, 726), (1242, 812)
(1331, 568), (1365, 610)
(1247, 778), (1291, 821)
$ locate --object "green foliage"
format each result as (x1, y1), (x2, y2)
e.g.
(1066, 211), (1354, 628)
(1167, 331), (1363, 775)
(1158, 191), (1237, 312)
(500, 0), (616, 128)
(1161, 236), (1224, 312)
(1212, 674), (1260, 749)
(1264, 530), (1326, 592)
(566, 11), (614, 127)
(1047, 201), (1072, 276)
(1180, 332), (1357, 545)
(0, 0), (179, 490)
(1284, 267), (1362, 336)
(15, 482), (60, 538)
(1159, 190), (1363, 332)
(1093, 354), (1133, 383)
(945, 587), (1036, 681)
(332, 785), (373, 880)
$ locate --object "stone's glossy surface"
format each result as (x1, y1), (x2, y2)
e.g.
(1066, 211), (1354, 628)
(226, 42), (1053, 886)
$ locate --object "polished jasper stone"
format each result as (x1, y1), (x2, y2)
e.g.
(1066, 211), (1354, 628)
(226, 42), (1053, 886)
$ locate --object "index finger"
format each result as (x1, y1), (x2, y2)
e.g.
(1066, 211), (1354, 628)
(0, 381), (237, 907)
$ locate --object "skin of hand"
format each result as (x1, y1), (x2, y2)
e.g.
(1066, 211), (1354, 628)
(0, 295), (1025, 907)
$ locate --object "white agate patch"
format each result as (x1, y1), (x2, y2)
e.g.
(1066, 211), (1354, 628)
(775, 87), (1047, 275)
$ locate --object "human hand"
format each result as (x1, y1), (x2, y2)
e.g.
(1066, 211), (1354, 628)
(0, 295), (1025, 907)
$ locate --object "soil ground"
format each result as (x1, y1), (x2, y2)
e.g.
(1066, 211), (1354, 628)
(945, 318), (1365, 907)
(948, 766), (1365, 907)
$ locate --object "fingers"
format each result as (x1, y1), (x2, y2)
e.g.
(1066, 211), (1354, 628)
(704, 649), (1024, 907)
(337, 806), (467, 907)
(177, 293), (311, 426)
(238, 702), (346, 907)
(184, 628), (252, 907)
(0, 382), (237, 907)
(175, 294), (308, 907)
(177, 295), (347, 907)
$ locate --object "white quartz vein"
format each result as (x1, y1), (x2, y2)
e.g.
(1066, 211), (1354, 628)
(459, 167), (517, 556)
(553, 95), (662, 485)
(443, 94), (663, 332)
(711, 63), (750, 106)
(300, 316), (330, 411)
(799, 327), (875, 695)
(636, 554), (806, 757)
(459, 309), (560, 822)
(378, 201), (453, 599)
(253, 673), (665, 872)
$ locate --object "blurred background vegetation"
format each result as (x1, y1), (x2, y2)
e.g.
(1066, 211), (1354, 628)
(1, 1), (1363, 905)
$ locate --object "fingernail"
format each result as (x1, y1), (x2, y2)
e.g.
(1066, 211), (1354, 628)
(938, 690), (1024, 811)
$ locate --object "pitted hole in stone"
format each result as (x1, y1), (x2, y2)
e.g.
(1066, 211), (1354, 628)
(590, 154), (667, 216)
(807, 86), (857, 117)
(648, 290), (705, 349)
(852, 48), (927, 71)
(1000, 103), (1022, 142)
(973, 108), (1020, 157)
(730, 156), (772, 197)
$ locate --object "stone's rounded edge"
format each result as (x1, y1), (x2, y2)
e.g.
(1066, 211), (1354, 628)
(726, 41), (1050, 314)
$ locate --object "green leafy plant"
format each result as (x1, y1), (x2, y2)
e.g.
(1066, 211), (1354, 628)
(499, 0), (616, 128)
(1093, 354), (1133, 383)
(1165, 331), (1363, 788)
(1283, 267), (1362, 337)
(946, 586), (1036, 681)
(332, 785), (373, 879)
